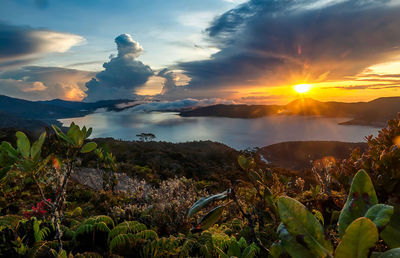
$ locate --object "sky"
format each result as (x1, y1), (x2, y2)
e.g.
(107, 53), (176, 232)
(1, 0), (400, 104)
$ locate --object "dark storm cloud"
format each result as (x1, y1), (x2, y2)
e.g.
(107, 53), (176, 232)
(84, 34), (154, 101)
(0, 22), (84, 69)
(177, 0), (400, 91)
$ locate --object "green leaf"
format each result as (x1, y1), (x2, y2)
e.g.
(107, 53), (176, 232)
(313, 209), (325, 226)
(380, 206), (400, 249)
(85, 127), (93, 139)
(198, 205), (224, 230)
(227, 241), (241, 257)
(241, 245), (257, 258)
(334, 217), (378, 258)
(277, 223), (315, 258)
(80, 142), (97, 153)
(67, 124), (84, 147)
(378, 248), (400, 258)
(52, 125), (75, 145)
(30, 132), (46, 161)
(338, 170), (378, 237)
(269, 242), (284, 258)
(187, 189), (229, 217)
(16, 131), (30, 159)
(1, 141), (18, 158)
(238, 155), (254, 171)
(277, 196), (333, 257)
(365, 204), (394, 228)
(215, 246), (229, 258)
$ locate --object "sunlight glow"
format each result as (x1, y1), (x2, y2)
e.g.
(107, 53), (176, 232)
(294, 84), (311, 93)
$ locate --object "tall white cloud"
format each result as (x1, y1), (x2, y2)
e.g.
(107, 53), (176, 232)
(84, 34), (154, 102)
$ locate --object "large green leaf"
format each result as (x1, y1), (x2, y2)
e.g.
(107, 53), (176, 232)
(380, 206), (400, 249)
(1, 141), (18, 158)
(52, 125), (75, 145)
(378, 248), (400, 258)
(198, 205), (224, 230)
(187, 190), (229, 217)
(67, 123), (84, 147)
(238, 155), (254, 171)
(241, 244), (257, 258)
(334, 217), (378, 258)
(80, 142), (97, 153)
(85, 127), (93, 139)
(227, 241), (241, 257)
(338, 170), (378, 237)
(16, 131), (30, 159)
(30, 132), (46, 161)
(277, 223), (315, 258)
(365, 204), (394, 228)
(277, 196), (333, 257)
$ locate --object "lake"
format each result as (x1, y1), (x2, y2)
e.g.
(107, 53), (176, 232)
(59, 109), (380, 150)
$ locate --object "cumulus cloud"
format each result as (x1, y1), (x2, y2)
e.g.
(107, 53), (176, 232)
(124, 98), (237, 112)
(0, 22), (85, 69)
(176, 0), (400, 93)
(158, 68), (179, 95)
(0, 66), (93, 101)
(84, 34), (154, 102)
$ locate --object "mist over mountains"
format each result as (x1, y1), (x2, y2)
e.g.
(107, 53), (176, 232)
(1, 95), (399, 133)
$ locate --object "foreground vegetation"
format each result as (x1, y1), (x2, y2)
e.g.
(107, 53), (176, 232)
(1, 115), (400, 257)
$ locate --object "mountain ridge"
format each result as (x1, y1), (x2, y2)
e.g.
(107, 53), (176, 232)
(180, 96), (400, 126)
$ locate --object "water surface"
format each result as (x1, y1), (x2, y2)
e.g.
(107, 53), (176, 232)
(59, 110), (379, 150)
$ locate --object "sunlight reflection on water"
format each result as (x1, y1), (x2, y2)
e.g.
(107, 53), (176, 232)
(59, 110), (380, 150)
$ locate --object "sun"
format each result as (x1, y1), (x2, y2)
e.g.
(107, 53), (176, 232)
(294, 84), (311, 94)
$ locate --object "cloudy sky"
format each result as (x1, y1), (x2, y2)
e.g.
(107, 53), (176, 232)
(1, 0), (400, 103)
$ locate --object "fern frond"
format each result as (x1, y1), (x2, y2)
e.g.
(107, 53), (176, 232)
(93, 215), (114, 228)
(74, 215), (114, 240)
(134, 229), (158, 242)
(0, 215), (22, 230)
(28, 240), (58, 257)
(141, 236), (184, 257)
(178, 239), (196, 258)
(74, 224), (94, 238)
(108, 221), (146, 242)
(94, 221), (111, 233)
(60, 225), (75, 240)
(37, 226), (51, 242)
(109, 233), (135, 252)
(74, 252), (103, 258)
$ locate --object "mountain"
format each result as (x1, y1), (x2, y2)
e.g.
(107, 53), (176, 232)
(0, 95), (132, 130)
(0, 95), (85, 120)
(0, 95), (131, 119)
(36, 99), (131, 111)
(180, 96), (400, 126)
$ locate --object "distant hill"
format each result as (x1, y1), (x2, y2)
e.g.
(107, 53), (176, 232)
(0, 95), (85, 120)
(257, 141), (368, 170)
(0, 95), (132, 130)
(180, 97), (400, 126)
(36, 99), (131, 111)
